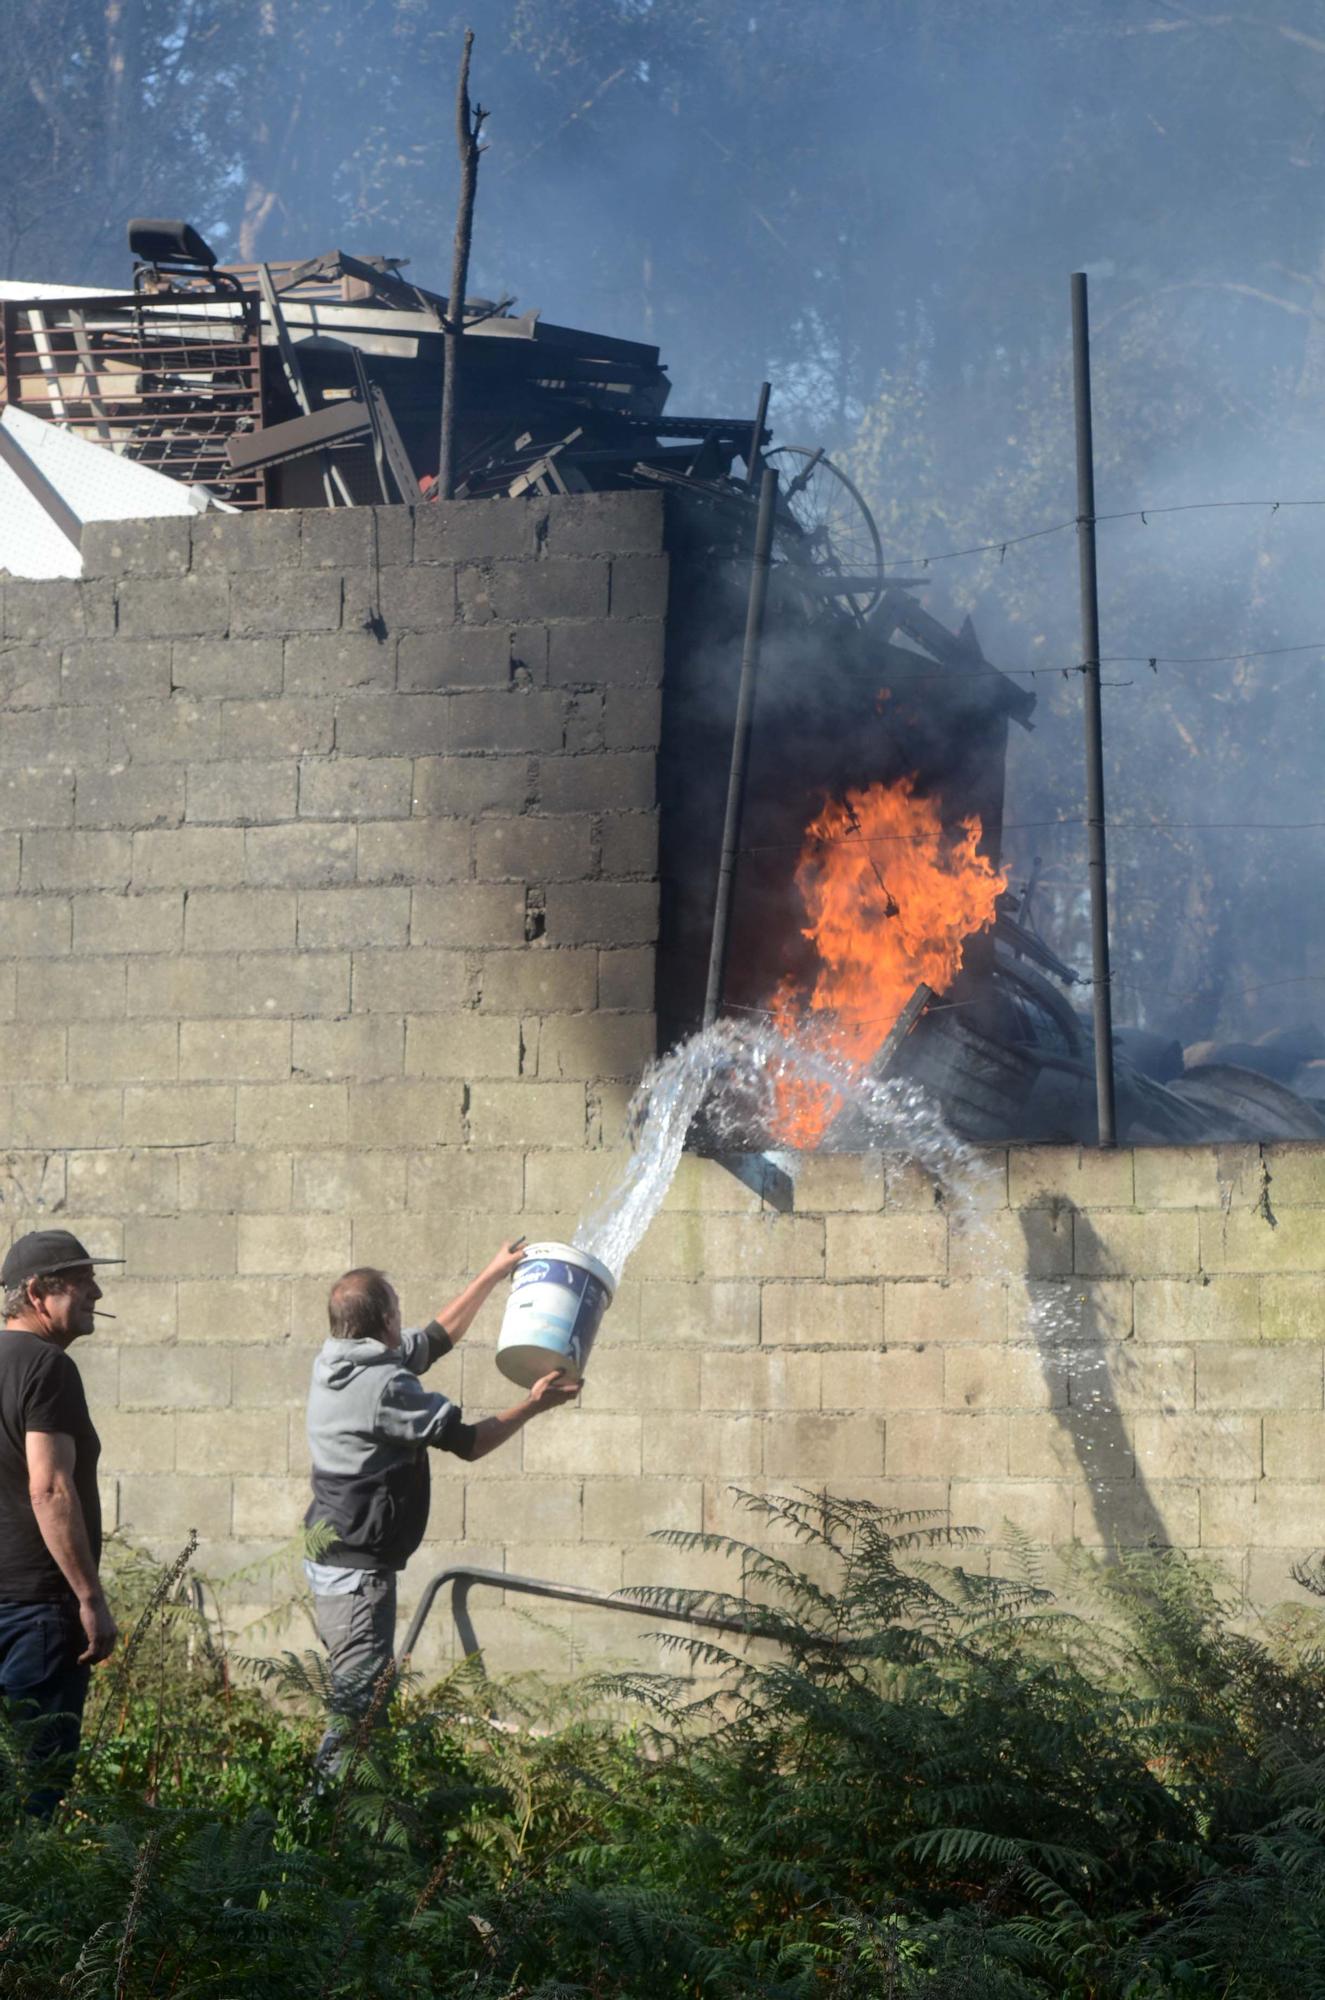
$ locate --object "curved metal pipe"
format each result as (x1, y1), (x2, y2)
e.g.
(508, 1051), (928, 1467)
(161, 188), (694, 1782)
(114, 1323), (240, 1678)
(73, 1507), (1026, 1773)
(398, 1564), (754, 1664)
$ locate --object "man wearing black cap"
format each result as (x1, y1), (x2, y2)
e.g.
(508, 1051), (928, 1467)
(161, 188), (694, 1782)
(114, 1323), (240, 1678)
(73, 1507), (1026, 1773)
(0, 1229), (121, 1814)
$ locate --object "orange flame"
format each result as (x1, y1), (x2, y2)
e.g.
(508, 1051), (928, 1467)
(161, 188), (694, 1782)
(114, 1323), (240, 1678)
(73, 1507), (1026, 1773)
(769, 775), (1006, 1144)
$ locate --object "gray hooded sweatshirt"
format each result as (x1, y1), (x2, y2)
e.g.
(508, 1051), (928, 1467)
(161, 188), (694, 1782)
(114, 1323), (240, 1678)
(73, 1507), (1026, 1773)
(304, 1320), (476, 1571)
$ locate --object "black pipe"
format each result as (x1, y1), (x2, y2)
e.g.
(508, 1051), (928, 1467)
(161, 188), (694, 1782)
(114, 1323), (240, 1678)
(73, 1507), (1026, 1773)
(703, 465), (780, 1029)
(397, 1564), (755, 1664)
(747, 379), (770, 485)
(1070, 272), (1118, 1147)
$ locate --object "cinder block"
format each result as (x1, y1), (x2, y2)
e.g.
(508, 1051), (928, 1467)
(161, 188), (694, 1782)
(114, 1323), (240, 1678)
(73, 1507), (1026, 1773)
(356, 819), (471, 885)
(118, 1474), (231, 1538)
(1071, 1344), (1194, 1413)
(1134, 1412), (1262, 1481)
(15, 960), (123, 1019)
(602, 687), (662, 752)
(132, 826), (244, 889)
(1009, 1146), (1135, 1209)
(538, 752), (655, 813)
(0, 769), (74, 830)
(72, 891), (183, 959)
(661, 1154), (768, 1216)
(109, 698), (227, 767)
(412, 754), (533, 817)
(293, 1150), (407, 1214)
(597, 948), (653, 1011)
(953, 1478), (1074, 1545)
(74, 765), (184, 831)
(21, 830), (130, 892)
(477, 948), (594, 1014)
(121, 1085), (234, 1146)
(887, 1412), (1009, 1478)
(197, 1417), (289, 1482)
(399, 625), (522, 692)
(637, 1280), (758, 1347)
(190, 511), (301, 572)
(1210, 1479), (1325, 1550)
(230, 569), (340, 636)
(544, 881), (658, 946)
(597, 813), (657, 879)
(68, 1021), (176, 1084)
(465, 1477), (582, 1543)
(284, 630), (395, 695)
(335, 694), (451, 758)
(758, 1281), (881, 1346)
(348, 1080), (464, 1147)
(522, 1148), (629, 1218)
(125, 1214), (236, 1279)
(534, 1013), (654, 1081)
(0, 836), (14, 892)
(520, 1416), (640, 1480)
(1196, 1344), (1322, 1411)
(129, 952), (350, 1022)
(121, 1343), (232, 1411)
(825, 1213), (947, 1279)
(1262, 1145), (1325, 1206)
(359, 564), (455, 634)
(467, 1080), (587, 1148)
(407, 1146), (523, 1216)
(700, 1351), (818, 1412)
(581, 1477), (700, 1543)
(298, 757), (413, 821)
(1074, 1210), (1200, 1278)
(458, 558), (609, 626)
(96, 1410), (175, 1475)
(763, 1413), (883, 1479)
(885, 1279), (1006, 1345)
(542, 493), (663, 558)
(414, 496), (545, 564)
(1132, 1146), (1229, 1209)
(446, 690), (567, 755)
(822, 1346), (944, 1411)
(62, 639), (172, 703)
(177, 1148), (292, 1215)
(0, 964), (14, 1018)
(641, 1411), (761, 1477)
(1134, 1276), (1259, 1344)
(950, 1208), (1072, 1278)
(0, 709), (107, 767)
(474, 815), (593, 883)
(411, 883), (526, 948)
(231, 1342), (314, 1408)
(691, 1213), (822, 1280)
(1009, 1414), (1130, 1480)
(8, 1085), (120, 1147)
(1011, 1277), (1133, 1347)
(301, 505), (409, 570)
(404, 1014), (521, 1078)
(183, 889), (297, 954)
(0, 641), (61, 708)
(172, 637), (283, 700)
(220, 689), (332, 755)
(790, 1156), (885, 1213)
(179, 1019), (291, 1082)
(235, 1082), (348, 1147)
(293, 1016), (403, 1079)
(0, 1022), (64, 1080)
(83, 516), (191, 579)
(186, 760), (298, 826)
(0, 895), (72, 959)
(351, 948), (471, 1015)
(297, 886), (410, 950)
(944, 1346), (1065, 1412)
(1262, 1276), (1325, 1343)
(65, 1148), (176, 1215)
(1263, 1412), (1325, 1478)
(544, 620), (664, 692)
(238, 1213), (351, 1277)
(1201, 1210), (1325, 1275)
(245, 822), (357, 887)
(581, 1349), (702, 1412)
(609, 555), (667, 618)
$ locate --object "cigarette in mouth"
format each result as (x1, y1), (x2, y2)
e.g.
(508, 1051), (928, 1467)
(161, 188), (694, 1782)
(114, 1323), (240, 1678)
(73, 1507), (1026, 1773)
(92, 1311), (117, 1320)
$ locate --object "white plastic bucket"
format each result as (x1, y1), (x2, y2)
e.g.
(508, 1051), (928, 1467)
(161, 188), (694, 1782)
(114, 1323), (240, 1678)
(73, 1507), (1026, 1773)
(495, 1241), (616, 1388)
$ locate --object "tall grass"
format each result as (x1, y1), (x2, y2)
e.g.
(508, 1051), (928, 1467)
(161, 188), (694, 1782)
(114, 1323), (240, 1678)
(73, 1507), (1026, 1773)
(0, 1497), (1322, 1997)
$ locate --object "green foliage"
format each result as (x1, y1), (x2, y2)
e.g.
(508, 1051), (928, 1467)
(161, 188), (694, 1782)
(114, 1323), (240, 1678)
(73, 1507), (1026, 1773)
(3, 1503), (1325, 1995)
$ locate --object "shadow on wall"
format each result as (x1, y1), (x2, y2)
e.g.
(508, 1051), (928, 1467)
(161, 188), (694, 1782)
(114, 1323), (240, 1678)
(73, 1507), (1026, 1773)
(1022, 1202), (1172, 1555)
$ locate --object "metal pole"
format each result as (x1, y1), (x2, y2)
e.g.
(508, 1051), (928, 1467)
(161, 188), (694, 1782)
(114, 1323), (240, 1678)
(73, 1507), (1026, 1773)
(703, 466), (779, 1029)
(1070, 271), (1117, 1146)
(748, 379), (770, 485)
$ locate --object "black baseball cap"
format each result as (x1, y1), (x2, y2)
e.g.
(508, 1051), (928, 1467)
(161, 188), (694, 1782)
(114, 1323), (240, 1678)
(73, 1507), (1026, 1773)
(1, 1230), (125, 1290)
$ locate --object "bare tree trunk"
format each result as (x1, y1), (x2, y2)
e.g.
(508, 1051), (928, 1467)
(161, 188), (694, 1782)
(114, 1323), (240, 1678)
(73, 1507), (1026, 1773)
(437, 29), (486, 500)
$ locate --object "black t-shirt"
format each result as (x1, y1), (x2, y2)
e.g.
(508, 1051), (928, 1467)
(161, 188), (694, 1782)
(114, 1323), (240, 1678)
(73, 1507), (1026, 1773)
(0, 1329), (102, 1603)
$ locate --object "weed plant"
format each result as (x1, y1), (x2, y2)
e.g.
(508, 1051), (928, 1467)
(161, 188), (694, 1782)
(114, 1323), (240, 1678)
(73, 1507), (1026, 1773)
(0, 1495), (1322, 1996)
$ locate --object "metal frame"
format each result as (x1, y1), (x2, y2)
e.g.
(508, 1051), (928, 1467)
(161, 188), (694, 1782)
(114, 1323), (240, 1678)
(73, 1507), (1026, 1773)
(398, 1563), (755, 1664)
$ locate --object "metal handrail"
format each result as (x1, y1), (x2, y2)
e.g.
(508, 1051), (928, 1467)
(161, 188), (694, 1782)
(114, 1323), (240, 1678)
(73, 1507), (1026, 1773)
(398, 1564), (754, 1664)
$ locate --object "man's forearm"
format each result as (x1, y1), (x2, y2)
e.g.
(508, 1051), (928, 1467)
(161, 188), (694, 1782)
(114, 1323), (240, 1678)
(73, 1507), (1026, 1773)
(30, 1479), (104, 1603)
(468, 1398), (541, 1461)
(432, 1269), (502, 1345)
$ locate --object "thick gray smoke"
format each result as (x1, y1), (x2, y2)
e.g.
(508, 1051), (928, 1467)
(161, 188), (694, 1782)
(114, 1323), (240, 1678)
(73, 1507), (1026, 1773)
(3, 0), (1321, 1048)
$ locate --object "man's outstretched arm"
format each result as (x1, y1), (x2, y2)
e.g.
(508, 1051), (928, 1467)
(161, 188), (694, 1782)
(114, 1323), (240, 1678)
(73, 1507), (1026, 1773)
(430, 1238), (527, 1347)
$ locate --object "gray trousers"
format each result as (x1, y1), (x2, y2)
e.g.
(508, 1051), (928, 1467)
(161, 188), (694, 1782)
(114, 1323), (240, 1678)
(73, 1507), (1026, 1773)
(311, 1570), (397, 1772)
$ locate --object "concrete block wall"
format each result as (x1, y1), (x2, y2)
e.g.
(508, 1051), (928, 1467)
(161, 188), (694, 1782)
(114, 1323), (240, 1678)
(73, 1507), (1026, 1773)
(3, 493), (1325, 1673)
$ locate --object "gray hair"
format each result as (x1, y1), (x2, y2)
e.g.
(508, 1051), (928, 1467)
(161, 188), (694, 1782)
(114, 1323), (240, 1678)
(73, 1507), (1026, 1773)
(3, 1282), (32, 1319)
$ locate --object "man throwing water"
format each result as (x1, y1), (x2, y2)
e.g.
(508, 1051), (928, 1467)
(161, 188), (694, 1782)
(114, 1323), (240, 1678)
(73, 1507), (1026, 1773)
(304, 1240), (578, 1771)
